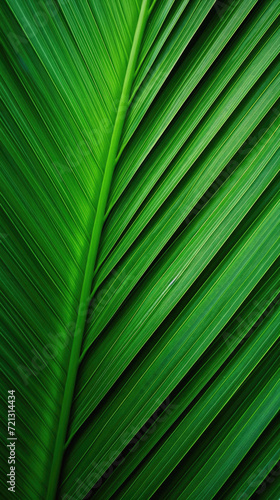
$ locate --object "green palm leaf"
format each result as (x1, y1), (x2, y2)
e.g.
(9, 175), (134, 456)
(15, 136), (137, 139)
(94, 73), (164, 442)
(1, 1), (279, 499)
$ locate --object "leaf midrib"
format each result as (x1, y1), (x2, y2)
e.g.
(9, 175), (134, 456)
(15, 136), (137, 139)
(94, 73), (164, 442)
(46, 1), (150, 498)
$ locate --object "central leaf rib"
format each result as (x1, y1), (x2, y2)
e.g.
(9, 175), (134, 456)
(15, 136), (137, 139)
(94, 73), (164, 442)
(46, 1), (150, 498)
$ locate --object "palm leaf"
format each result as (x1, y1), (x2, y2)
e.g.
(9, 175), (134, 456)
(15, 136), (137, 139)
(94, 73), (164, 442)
(1, 0), (279, 499)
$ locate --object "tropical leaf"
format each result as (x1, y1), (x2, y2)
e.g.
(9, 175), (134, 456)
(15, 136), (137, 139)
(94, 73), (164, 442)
(1, 1), (279, 499)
